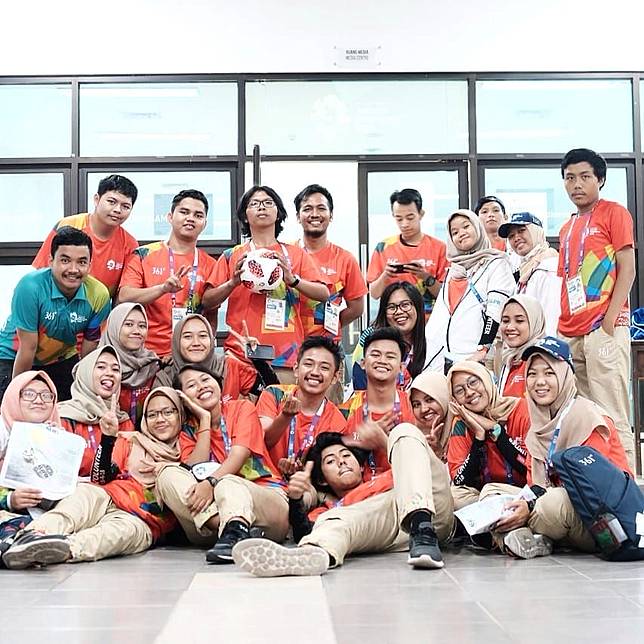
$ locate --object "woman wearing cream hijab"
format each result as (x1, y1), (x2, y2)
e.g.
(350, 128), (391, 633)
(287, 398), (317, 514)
(409, 370), (450, 460)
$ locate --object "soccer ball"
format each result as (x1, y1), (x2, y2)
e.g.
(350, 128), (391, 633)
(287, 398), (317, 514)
(240, 249), (284, 293)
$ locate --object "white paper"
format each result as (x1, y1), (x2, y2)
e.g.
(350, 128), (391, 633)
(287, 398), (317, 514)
(0, 422), (86, 500)
(636, 512), (644, 548)
(454, 485), (536, 536)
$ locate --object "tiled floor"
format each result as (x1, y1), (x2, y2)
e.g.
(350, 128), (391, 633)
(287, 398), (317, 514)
(1, 545), (643, 644)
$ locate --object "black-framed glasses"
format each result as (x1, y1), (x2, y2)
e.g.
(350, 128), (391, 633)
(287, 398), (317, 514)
(20, 389), (55, 403)
(385, 300), (414, 314)
(146, 408), (179, 421)
(248, 199), (275, 210)
(452, 376), (483, 399)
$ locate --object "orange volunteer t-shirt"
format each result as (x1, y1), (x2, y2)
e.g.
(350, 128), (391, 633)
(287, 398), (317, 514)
(500, 362), (526, 398)
(61, 416), (135, 477)
(100, 437), (177, 541)
(215, 241), (324, 368)
(256, 384), (348, 464)
(340, 389), (416, 477)
(119, 378), (155, 428)
(308, 469), (394, 522)
(179, 399), (284, 489)
(33, 213), (139, 297)
(119, 242), (218, 356)
(222, 354), (258, 404)
(297, 241), (367, 340)
(447, 397), (530, 487)
(366, 234), (448, 317)
(557, 199), (634, 337)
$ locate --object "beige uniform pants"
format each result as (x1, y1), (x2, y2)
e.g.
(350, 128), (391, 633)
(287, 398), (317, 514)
(528, 487), (596, 552)
(563, 326), (634, 469)
(156, 465), (289, 545)
(26, 484), (153, 562)
(451, 485), (482, 510)
(300, 422), (454, 566)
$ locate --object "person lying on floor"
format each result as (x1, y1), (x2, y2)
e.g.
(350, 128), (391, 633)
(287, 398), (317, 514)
(232, 423), (454, 577)
(154, 364), (288, 564)
(2, 387), (182, 569)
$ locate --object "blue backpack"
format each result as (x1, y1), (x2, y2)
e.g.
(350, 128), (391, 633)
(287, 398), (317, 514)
(630, 307), (644, 340)
(551, 446), (644, 561)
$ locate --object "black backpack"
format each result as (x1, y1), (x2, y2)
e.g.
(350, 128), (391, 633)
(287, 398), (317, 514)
(551, 446), (644, 561)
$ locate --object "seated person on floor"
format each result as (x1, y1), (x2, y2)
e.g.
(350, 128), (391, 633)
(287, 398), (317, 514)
(482, 337), (631, 560)
(447, 361), (530, 510)
(58, 346), (134, 476)
(154, 365), (288, 564)
(98, 302), (161, 427)
(2, 387), (183, 569)
(154, 313), (261, 404)
(232, 423), (454, 576)
(340, 327), (416, 478)
(256, 336), (347, 476)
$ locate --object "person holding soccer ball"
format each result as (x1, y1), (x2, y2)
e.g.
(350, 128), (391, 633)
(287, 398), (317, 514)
(204, 186), (328, 383)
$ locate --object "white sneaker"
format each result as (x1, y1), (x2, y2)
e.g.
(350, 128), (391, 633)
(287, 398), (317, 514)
(502, 527), (553, 560)
(232, 538), (330, 577)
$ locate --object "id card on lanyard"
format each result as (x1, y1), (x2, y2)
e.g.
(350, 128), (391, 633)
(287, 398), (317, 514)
(287, 398), (326, 460)
(362, 392), (401, 477)
(563, 213), (592, 314)
(545, 399), (575, 482)
(168, 247), (199, 329)
(253, 241), (291, 331)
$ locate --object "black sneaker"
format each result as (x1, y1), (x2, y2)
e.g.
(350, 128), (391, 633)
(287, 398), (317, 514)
(206, 520), (250, 564)
(408, 521), (444, 569)
(2, 531), (71, 570)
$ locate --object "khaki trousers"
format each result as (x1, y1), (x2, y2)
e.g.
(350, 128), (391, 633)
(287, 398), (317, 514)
(156, 465), (289, 545)
(528, 487), (596, 553)
(451, 485), (483, 510)
(27, 484), (153, 562)
(300, 422), (454, 566)
(563, 326), (634, 468)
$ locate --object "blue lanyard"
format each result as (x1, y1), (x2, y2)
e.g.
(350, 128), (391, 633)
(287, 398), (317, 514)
(287, 397), (326, 459)
(219, 416), (232, 455)
(545, 399), (575, 480)
(87, 424), (98, 451)
(167, 247), (199, 311)
(398, 350), (413, 387)
(563, 212), (592, 279)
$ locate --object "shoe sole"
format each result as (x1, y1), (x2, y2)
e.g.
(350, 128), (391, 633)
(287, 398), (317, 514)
(503, 528), (553, 560)
(407, 552), (445, 569)
(232, 538), (330, 577)
(3, 539), (71, 570)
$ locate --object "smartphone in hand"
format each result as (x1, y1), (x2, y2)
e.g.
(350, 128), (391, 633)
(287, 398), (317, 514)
(246, 344), (275, 360)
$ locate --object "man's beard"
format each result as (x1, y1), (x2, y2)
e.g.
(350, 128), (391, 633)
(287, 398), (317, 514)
(304, 228), (326, 239)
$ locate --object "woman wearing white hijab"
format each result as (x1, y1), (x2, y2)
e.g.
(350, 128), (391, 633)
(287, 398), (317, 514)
(498, 212), (561, 335)
(424, 209), (515, 374)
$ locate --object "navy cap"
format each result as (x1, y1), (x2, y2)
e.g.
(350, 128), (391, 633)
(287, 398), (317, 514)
(522, 336), (574, 371)
(498, 212), (543, 238)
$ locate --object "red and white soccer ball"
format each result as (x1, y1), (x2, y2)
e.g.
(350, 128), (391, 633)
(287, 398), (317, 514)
(240, 249), (284, 293)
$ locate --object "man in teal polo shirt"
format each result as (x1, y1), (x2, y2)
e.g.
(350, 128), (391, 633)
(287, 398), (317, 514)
(0, 227), (111, 402)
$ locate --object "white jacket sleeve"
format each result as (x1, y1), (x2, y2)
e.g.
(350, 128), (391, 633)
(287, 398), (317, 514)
(482, 258), (516, 323)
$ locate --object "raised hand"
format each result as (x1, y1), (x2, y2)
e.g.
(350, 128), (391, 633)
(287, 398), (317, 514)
(162, 264), (191, 294)
(344, 418), (388, 452)
(176, 390), (211, 423)
(287, 461), (313, 500)
(281, 391), (301, 418)
(99, 394), (120, 437)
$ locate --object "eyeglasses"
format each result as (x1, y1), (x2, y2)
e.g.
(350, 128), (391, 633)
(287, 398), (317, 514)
(20, 389), (55, 403)
(248, 199), (275, 210)
(385, 300), (414, 314)
(146, 408), (179, 421)
(452, 376), (483, 399)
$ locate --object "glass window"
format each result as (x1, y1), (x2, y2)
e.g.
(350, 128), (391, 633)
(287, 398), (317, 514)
(482, 166), (629, 237)
(0, 173), (65, 241)
(86, 170), (233, 242)
(0, 265), (34, 324)
(244, 161), (360, 258)
(476, 80), (633, 153)
(80, 83), (238, 157)
(0, 84), (71, 157)
(247, 80), (468, 155)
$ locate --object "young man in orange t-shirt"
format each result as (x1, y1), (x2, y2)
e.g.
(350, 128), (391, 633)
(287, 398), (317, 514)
(33, 175), (139, 297)
(557, 148), (636, 467)
(293, 184), (367, 341)
(118, 190), (218, 357)
(367, 188), (448, 318)
(231, 424), (454, 576)
(256, 336), (348, 471)
(203, 186), (329, 380)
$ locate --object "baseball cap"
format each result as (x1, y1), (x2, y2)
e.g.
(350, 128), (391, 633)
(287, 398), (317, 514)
(474, 195), (506, 215)
(498, 212), (543, 238)
(521, 336), (574, 371)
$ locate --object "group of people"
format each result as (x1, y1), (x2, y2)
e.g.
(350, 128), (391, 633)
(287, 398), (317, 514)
(0, 145), (637, 577)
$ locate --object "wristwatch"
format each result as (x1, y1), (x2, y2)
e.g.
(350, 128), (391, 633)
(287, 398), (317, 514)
(205, 476), (219, 488)
(476, 344), (491, 353)
(423, 275), (437, 288)
(490, 423), (502, 441)
(289, 274), (301, 288)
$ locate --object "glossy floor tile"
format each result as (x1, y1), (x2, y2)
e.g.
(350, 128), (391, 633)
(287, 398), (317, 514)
(0, 546), (642, 643)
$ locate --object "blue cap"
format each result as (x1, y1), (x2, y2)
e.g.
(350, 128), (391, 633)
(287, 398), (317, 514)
(498, 212), (543, 238)
(522, 336), (574, 371)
